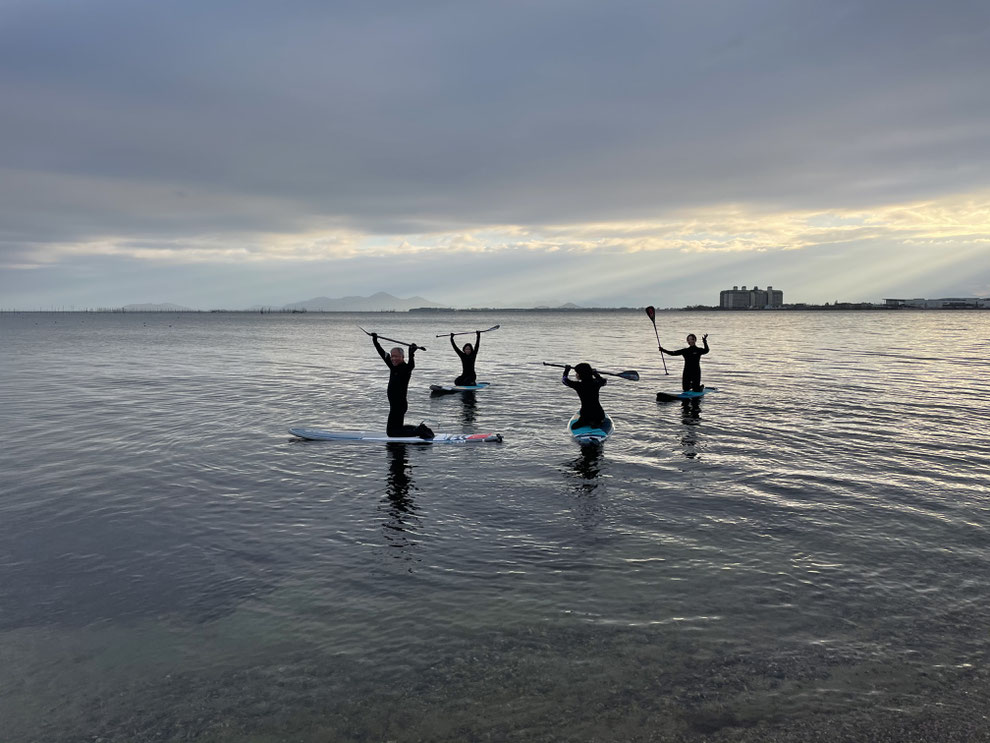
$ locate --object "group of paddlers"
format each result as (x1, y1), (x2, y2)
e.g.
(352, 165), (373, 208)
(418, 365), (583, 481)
(371, 327), (709, 438)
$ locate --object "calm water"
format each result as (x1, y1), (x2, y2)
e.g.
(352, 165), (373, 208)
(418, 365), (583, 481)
(1, 310), (988, 742)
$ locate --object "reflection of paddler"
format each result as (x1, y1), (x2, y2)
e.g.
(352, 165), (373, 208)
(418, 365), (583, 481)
(383, 443), (419, 550)
(450, 331), (480, 386)
(679, 398), (701, 459)
(659, 334), (709, 392)
(371, 333), (433, 439)
(561, 363), (607, 429)
(385, 443), (413, 505)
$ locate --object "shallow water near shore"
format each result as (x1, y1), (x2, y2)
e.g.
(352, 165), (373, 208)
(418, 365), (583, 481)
(1, 309), (989, 741)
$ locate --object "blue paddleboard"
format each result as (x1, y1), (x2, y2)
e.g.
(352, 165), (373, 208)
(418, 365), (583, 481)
(567, 413), (614, 444)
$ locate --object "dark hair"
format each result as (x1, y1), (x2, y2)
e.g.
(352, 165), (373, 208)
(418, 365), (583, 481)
(574, 362), (593, 379)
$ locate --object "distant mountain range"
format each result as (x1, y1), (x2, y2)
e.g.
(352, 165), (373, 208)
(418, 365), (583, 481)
(119, 294), (587, 312)
(276, 292), (447, 312)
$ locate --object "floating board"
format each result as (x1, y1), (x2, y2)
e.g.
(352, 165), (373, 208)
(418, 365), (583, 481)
(289, 427), (502, 444)
(429, 381), (492, 394)
(567, 413), (614, 444)
(656, 388), (710, 402)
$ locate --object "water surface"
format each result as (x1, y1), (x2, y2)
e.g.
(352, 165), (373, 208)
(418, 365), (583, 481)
(1, 310), (988, 741)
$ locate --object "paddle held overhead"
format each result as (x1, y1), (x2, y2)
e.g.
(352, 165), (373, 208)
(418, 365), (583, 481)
(435, 325), (500, 338)
(542, 362), (640, 381)
(358, 326), (426, 351)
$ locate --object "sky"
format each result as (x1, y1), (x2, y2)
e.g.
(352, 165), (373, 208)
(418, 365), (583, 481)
(2, 0), (989, 309)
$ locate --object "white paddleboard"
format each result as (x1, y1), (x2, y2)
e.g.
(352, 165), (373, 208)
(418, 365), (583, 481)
(289, 428), (503, 444)
(429, 382), (492, 394)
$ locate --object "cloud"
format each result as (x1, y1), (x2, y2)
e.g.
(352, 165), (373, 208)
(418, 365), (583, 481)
(1, 1), (989, 307)
(5, 189), (990, 277)
(3, 2), (989, 227)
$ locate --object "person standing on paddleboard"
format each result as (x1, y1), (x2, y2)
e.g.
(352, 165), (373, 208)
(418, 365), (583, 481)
(562, 363), (607, 429)
(659, 334), (709, 392)
(372, 333), (433, 438)
(450, 331), (481, 386)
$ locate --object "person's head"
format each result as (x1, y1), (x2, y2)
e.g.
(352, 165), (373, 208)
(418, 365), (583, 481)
(574, 362), (593, 380)
(390, 346), (405, 365)
(686, 334), (697, 346)
(462, 342), (474, 355)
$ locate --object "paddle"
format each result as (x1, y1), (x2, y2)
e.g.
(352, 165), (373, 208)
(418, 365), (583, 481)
(645, 306), (669, 375)
(358, 326), (426, 351)
(435, 325), (500, 338)
(542, 362), (640, 381)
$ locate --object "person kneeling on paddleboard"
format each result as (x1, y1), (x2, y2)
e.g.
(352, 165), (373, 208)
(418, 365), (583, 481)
(659, 334), (709, 392)
(372, 333), (434, 439)
(450, 330), (481, 386)
(562, 363), (607, 429)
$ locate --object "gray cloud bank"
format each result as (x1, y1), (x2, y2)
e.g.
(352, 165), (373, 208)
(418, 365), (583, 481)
(2, 0), (989, 305)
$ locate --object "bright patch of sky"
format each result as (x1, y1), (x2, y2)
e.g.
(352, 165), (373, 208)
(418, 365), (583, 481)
(1, 0), (989, 309)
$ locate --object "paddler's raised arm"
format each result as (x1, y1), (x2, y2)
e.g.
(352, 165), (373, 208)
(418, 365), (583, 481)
(372, 333), (391, 365)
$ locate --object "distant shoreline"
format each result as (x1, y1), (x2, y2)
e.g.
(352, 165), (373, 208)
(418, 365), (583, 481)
(3, 305), (988, 314)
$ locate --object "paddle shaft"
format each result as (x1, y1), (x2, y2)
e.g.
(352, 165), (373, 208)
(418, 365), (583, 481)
(542, 362), (639, 381)
(645, 306), (669, 374)
(435, 325), (500, 338)
(359, 327), (426, 351)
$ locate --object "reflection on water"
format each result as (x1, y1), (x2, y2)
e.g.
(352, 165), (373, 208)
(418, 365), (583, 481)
(571, 443), (603, 484)
(380, 444), (420, 555)
(428, 389), (478, 425)
(563, 444), (606, 530)
(680, 398), (701, 459)
(459, 391), (477, 425)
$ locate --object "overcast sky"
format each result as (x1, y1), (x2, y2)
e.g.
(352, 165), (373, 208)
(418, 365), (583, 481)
(2, 0), (989, 309)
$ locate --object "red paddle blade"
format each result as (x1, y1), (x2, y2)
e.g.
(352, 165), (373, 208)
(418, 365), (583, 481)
(645, 306), (656, 322)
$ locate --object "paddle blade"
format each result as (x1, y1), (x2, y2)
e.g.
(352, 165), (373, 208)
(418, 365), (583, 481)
(644, 306), (655, 321)
(617, 370), (640, 381)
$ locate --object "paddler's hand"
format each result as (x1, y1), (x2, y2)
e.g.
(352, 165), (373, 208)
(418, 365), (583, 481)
(409, 343), (419, 352)
(371, 332), (378, 340)
(702, 334), (708, 341)
(564, 364), (571, 373)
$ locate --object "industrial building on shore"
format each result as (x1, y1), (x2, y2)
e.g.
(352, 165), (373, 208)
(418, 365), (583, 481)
(883, 297), (990, 309)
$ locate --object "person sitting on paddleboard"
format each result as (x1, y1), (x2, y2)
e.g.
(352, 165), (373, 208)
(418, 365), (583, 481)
(659, 334), (709, 392)
(562, 363), (607, 429)
(450, 331), (481, 386)
(372, 333), (433, 439)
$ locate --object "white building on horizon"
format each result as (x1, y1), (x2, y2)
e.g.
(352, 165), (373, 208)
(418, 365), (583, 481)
(720, 285), (783, 309)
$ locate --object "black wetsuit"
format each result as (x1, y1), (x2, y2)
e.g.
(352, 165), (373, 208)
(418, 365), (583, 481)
(661, 339), (709, 392)
(452, 331), (481, 386)
(374, 337), (418, 436)
(562, 370), (607, 428)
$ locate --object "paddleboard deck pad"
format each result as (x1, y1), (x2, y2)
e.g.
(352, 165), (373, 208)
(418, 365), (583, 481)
(656, 388), (711, 402)
(290, 428), (502, 444)
(430, 382), (492, 394)
(567, 413), (614, 444)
